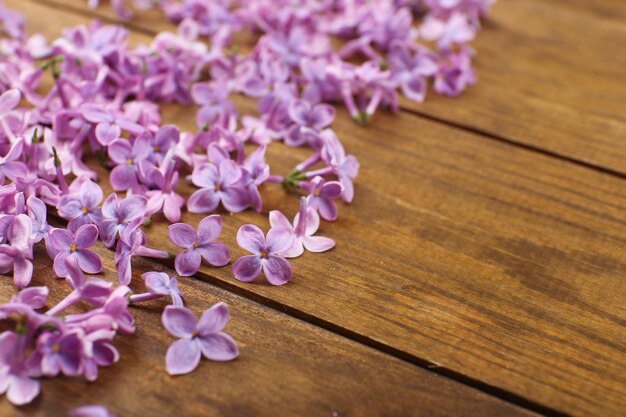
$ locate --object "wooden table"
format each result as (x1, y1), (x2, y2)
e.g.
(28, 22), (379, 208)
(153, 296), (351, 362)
(2, 1), (625, 416)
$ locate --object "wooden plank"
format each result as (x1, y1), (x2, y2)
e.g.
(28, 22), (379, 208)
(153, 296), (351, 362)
(0, 246), (538, 417)
(36, 0), (626, 174)
(7, 1), (626, 416)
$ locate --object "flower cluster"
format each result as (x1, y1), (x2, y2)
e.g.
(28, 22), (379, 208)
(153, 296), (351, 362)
(0, 0), (494, 412)
(92, 0), (494, 121)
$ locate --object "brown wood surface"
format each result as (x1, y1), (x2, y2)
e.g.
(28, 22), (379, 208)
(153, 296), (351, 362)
(0, 246), (538, 417)
(35, 0), (626, 174)
(2, 1), (626, 416)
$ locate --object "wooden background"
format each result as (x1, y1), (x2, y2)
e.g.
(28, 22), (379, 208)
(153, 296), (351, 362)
(1, 1), (625, 416)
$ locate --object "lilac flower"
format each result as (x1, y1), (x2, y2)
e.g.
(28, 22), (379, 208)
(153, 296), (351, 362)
(107, 135), (151, 192)
(57, 180), (104, 230)
(0, 89), (21, 141)
(0, 214), (34, 288)
(320, 131), (359, 203)
(27, 196), (49, 245)
(168, 215), (230, 276)
(188, 159), (248, 213)
(0, 139), (27, 184)
(285, 99), (335, 147)
(232, 224), (294, 285)
(81, 103), (144, 146)
(144, 157), (185, 223)
(162, 303), (238, 375)
(99, 193), (147, 247)
(38, 330), (83, 377)
(48, 224), (103, 277)
(115, 221), (169, 285)
(0, 331), (41, 406)
(269, 198), (335, 258)
(302, 176), (343, 221)
(130, 271), (183, 306)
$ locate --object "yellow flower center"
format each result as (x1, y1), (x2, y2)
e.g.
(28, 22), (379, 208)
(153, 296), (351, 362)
(260, 250), (268, 259)
(51, 343), (61, 353)
(82, 207), (89, 214)
(126, 158), (134, 166)
(192, 242), (199, 248)
(215, 184), (222, 192)
(69, 244), (77, 252)
(314, 189), (322, 197)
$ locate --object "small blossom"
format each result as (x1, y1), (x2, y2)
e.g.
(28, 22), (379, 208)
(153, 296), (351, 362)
(162, 303), (238, 376)
(232, 224), (294, 285)
(48, 224), (103, 277)
(168, 215), (230, 276)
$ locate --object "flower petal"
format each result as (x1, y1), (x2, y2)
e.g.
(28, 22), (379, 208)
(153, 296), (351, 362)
(7, 376), (40, 406)
(232, 255), (262, 282)
(262, 256), (292, 286)
(198, 242), (230, 267)
(268, 210), (292, 229)
(303, 236), (335, 253)
(266, 226), (295, 255)
(174, 249), (201, 277)
(197, 301), (229, 334)
(168, 223), (197, 248)
(75, 224), (99, 249)
(13, 258), (33, 288)
(198, 333), (239, 362)
(236, 224), (264, 254)
(165, 338), (201, 376)
(75, 249), (103, 274)
(197, 215), (222, 244)
(80, 180), (104, 209)
(187, 188), (220, 214)
(162, 305), (196, 338)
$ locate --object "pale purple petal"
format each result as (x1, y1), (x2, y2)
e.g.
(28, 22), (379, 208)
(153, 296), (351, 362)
(75, 224), (99, 248)
(198, 333), (239, 362)
(165, 338), (201, 376)
(174, 249), (201, 277)
(95, 122), (121, 145)
(266, 226), (295, 255)
(13, 258), (33, 288)
(197, 302), (229, 334)
(162, 306), (196, 338)
(236, 224), (265, 254)
(7, 376), (40, 406)
(232, 255), (262, 282)
(168, 223), (197, 248)
(268, 210), (292, 229)
(198, 242), (229, 267)
(0, 89), (20, 114)
(262, 256), (292, 286)
(187, 188), (220, 213)
(81, 181), (103, 209)
(191, 163), (218, 189)
(302, 236), (335, 253)
(220, 188), (249, 213)
(197, 215), (222, 244)
(75, 250), (103, 274)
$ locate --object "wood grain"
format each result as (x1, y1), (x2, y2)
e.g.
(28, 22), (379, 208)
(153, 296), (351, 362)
(7, 1), (626, 416)
(36, 0), (626, 174)
(0, 246), (538, 417)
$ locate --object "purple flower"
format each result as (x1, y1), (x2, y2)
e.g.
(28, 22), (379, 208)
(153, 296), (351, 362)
(0, 331), (41, 406)
(48, 224), (103, 277)
(168, 215), (230, 276)
(188, 159), (248, 213)
(162, 303), (238, 376)
(114, 221), (169, 285)
(99, 193), (147, 248)
(27, 196), (49, 245)
(130, 271), (183, 306)
(232, 224), (294, 285)
(81, 103), (144, 146)
(320, 131), (359, 203)
(0, 139), (27, 184)
(285, 99), (335, 147)
(107, 136), (151, 192)
(38, 330), (83, 377)
(144, 157), (185, 223)
(269, 198), (335, 258)
(57, 180), (104, 231)
(303, 176), (343, 221)
(0, 214), (34, 288)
